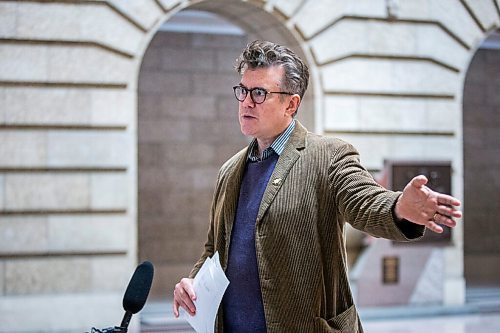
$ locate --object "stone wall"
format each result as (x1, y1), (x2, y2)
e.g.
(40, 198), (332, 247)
(138, 31), (249, 298)
(1, 0), (499, 331)
(0, 1), (150, 331)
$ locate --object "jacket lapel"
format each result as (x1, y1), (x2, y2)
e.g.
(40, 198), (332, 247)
(220, 148), (247, 263)
(256, 121), (307, 223)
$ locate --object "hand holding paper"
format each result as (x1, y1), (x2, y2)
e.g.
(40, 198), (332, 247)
(180, 252), (229, 333)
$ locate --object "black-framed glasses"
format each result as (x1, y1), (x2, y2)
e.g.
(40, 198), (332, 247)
(233, 85), (293, 104)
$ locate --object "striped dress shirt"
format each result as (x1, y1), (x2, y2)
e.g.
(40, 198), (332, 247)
(247, 120), (296, 162)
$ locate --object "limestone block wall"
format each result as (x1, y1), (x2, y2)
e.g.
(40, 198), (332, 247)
(0, 1), (151, 331)
(0, 0), (499, 331)
(137, 30), (249, 299)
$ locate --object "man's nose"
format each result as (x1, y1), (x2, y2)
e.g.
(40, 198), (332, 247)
(241, 92), (255, 108)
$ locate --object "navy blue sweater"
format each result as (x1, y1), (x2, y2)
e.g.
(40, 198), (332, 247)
(222, 153), (279, 333)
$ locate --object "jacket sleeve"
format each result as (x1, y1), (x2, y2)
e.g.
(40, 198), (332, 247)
(328, 141), (424, 241)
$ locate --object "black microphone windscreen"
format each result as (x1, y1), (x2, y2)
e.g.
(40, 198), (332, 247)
(122, 261), (154, 314)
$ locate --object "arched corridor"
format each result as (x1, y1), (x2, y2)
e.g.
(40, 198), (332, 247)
(137, 7), (316, 299)
(463, 30), (500, 288)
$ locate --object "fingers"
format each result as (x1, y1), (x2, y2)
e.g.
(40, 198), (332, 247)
(426, 207), (460, 233)
(429, 189), (462, 232)
(173, 290), (196, 317)
(173, 278), (196, 317)
(436, 204), (462, 219)
(433, 194), (462, 230)
(433, 212), (457, 228)
(426, 220), (444, 233)
(173, 299), (180, 318)
(436, 191), (461, 207)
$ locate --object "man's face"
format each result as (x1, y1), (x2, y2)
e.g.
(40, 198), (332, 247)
(237, 66), (293, 143)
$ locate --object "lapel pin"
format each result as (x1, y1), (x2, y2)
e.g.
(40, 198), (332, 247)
(272, 178), (282, 186)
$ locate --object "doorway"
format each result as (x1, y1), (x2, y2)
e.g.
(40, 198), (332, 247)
(137, 5), (315, 299)
(463, 30), (500, 288)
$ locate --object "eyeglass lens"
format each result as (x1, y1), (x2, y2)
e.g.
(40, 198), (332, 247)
(234, 86), (267, 104)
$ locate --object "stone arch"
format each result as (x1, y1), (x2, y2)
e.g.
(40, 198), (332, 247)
(134, 0), (320, 131)
(135, 0), (319, 299)
(462, 28), (500, 288)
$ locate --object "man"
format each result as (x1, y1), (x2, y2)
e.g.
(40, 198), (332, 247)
(173, 40), (461, 332)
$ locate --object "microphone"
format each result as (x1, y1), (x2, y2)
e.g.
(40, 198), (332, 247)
(119, 261), (154, 331)
(87, 261), (154, 333)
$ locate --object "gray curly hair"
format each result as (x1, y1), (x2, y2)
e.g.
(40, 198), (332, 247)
(235, 40), (309, 101)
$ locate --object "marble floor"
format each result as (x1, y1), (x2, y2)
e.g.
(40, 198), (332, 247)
(142, 311), (500, 333)
(142, 291), (500, 333)
(363, 312), (500, 333)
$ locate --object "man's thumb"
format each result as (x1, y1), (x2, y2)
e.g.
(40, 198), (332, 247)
(411, 175), (428, 188)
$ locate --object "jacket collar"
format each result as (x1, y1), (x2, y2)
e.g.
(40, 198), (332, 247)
(286, 119), (307, 151)
(229, 120), (307, 180)
(229, 121), (307, 213)
(255, 120), (307, 223)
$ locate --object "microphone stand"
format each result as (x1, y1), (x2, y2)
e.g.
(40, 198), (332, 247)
(87, 261), (153, 333)
(88, 312), (132, 333)
(88, 303), (140, 332)
(118, 311), (133, 332)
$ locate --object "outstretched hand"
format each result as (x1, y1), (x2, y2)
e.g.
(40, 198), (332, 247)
(394, 175), (462, 233)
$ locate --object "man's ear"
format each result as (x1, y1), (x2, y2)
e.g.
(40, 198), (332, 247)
(285, 94), (301, 117)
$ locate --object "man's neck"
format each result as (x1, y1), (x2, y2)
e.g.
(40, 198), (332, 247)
(255, 120), (293, 157)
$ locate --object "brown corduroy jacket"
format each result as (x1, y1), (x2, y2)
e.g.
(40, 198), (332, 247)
(189, 121), (424, 332)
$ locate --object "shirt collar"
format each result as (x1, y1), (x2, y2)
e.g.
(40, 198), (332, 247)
(247, 120), (296, 162)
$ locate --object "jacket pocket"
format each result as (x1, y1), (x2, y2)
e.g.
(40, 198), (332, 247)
(315, 305), (359, 333)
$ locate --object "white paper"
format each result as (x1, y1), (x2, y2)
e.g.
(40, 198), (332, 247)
(182, 252), (229, 333)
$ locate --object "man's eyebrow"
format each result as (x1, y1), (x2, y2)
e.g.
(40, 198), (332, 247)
(238, 84), (267, 90)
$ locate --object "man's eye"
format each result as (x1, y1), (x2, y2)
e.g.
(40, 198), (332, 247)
(254, 89), (266, 97)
